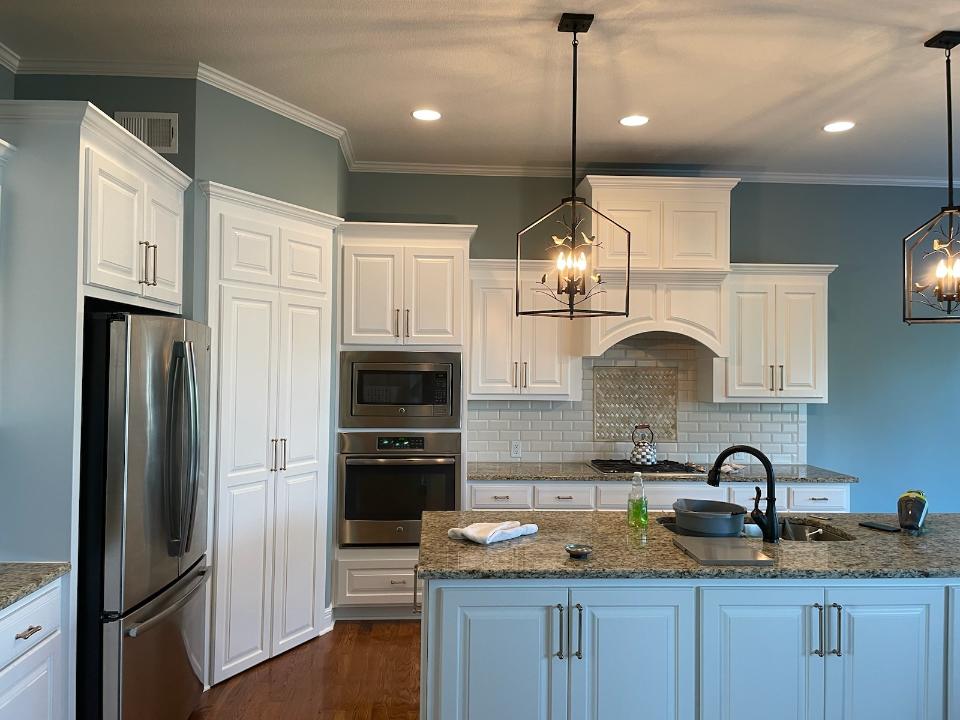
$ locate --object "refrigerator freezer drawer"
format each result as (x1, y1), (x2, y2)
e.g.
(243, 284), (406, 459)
(102, 562), (207, 720)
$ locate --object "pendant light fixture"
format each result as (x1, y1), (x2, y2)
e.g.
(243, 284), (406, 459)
(903, 30), (960, 324)
(515, 12), (631, 320)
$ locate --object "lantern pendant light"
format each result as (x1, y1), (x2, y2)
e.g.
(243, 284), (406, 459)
(515, 13), (632, 320)
(903, 30), (960, 323)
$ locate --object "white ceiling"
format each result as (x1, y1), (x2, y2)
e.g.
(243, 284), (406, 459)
(2, 0), (960, 179)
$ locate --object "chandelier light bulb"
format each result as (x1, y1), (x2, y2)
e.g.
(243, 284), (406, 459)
(937, 259), (948, 279)
(953, 259), (960, 277)
(556, 252), (566, 271)
(577, 252), (587, 272)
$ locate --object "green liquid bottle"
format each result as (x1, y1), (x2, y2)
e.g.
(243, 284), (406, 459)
(628, 472), (648, 529)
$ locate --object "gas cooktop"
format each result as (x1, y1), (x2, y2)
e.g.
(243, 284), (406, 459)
(589, 459), (706, 475)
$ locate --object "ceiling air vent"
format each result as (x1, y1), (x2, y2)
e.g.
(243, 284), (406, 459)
(114, 111), (179, 154)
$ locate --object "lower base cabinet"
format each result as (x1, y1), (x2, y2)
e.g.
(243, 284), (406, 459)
(700, 586), (945, 720)
(0, 634), (61, 720)
(429, 585), (695, 720)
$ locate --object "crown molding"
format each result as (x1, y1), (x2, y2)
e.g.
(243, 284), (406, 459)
(16, 58), (197, 78)
(580, 175), (741, 191)
(198, 181), (343, 228)
(0, 42), (19, 74)
(349, 159), (573, 177)
(196, 63), (354, 167)
(731, 263), (837, 277)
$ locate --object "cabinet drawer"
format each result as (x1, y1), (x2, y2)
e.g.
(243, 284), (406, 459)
(0, 583), (61, 672)
(728, 485), (786, 512)
(596, 484), (631, 510)
(336, 559), (419, 606)
(645, 484), (726, 510)
(470, 485), (533, 509)
(788, 486), (848, 511)
(534, 485), (594, 510)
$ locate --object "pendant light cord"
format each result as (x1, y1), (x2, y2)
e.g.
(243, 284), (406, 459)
(948, 48), (955, 208)
(571, 32), (579, 200)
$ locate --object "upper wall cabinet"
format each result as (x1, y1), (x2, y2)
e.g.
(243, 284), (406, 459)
(578, 176), (739, 272)
(339, 223), (475, 346)
(699, 264), (834, 404)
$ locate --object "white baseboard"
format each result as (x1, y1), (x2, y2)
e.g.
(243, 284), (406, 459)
(318, 605), (335, 635)
(334, 605), (423, 622)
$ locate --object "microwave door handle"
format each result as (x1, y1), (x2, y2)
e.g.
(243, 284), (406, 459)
(181, 341), (201, 554)
(344, 457), (457, 466)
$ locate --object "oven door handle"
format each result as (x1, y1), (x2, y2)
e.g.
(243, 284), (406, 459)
(344, 457), (458, 466)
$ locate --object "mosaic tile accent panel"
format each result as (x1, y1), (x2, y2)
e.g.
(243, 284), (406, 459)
(593, 366), (678, 441)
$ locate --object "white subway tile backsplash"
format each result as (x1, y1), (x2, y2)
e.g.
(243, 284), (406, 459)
(467, 335), (807, 464)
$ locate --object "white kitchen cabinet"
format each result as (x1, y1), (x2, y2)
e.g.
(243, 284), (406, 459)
(823, 587), (944, 720)
(339, 223), (475, 346)
(334, 547), (421, 607)
(569, 587), (695, 720)
(948, 586), (960, 720)
(701, 265), (834, 404)
(434, 586), (569, 720)
(701, 586), (825, 720)
(701, 585), (945, 720)
(203, 183), (338, 685)
(142, 181), (183, 304)
(469, 263), (581, 399)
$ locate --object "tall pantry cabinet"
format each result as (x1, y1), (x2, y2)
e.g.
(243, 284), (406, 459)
(198, 182), (341, 683)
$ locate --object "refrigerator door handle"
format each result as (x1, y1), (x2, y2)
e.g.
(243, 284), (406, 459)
(125, 568), (208, 638)
(165, 346), (186, 554)
(181, 341), (201, 555)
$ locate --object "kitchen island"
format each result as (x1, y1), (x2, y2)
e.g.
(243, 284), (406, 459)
(417, 510), (959, 720)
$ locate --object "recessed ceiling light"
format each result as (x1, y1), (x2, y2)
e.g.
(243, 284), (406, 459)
(412, 109), (442, 121)
(619, 115), (650, 127)
(823, 120), (855, 133)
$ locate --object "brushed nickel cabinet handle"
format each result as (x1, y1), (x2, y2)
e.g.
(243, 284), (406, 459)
(394, 309), (400, 338)
(412, 564), (421, 615)
(492, 495), (511, 500)
(149, 244), (158, 286)
(770, 365), (775, 391)
(390, 579), (407, 585)
(830, 603), (843, 656)
(813, 603), (824, 657)
(270, 439), (278, 472)
(15, 625), (42, 641)
(405, 308), (410, 338)
(523, 362), (528, 388)
(555, 604), (565, 659)
(574, 603), (584, 660)
(138, 240), (150, 285)
(513, 362), (518, 388)
(809, 497), (829, 501)
(280, 438), (287, 471)
(556, 495), (575, 500)
(779, 364), (785, 392)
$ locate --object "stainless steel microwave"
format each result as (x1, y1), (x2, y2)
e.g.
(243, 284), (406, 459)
(339, 351), (461, 428)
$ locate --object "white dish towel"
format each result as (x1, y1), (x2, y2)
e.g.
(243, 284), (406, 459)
(448, 521), (539, 545)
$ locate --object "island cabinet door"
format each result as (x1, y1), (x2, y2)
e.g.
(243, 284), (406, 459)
(949, 587), (960, 720)
(435, 587), (568, 720)
(823, 587), (945, 720)
(700, 587), (826, 720)
(568, 587), (696, 720)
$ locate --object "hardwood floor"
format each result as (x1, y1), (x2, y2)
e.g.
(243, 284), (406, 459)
(191, 621), (421, 720)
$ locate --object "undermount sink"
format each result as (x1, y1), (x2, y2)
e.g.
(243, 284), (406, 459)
(658, 516), (853, 542)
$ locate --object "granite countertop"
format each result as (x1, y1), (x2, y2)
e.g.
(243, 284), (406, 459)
(417, 511), (958, 580)
(468, 462), (858, 484)
(0, 563), (71, 612)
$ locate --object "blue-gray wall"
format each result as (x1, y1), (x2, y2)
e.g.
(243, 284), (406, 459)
(14, 74), (197, 175)
(194, 82), (342, 216)
(345, 172), (959, 512)
(0, 67), (13, 99)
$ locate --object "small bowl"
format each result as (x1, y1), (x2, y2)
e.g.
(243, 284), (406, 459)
(564, 543), (593, 559)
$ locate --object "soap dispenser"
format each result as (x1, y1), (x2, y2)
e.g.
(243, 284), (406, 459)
(628, 472), (648, 530)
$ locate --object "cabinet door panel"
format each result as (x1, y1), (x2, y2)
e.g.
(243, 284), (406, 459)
(84, 147), (145, 295)
(662, 200), (728, 269)
(273, 292), (329, 654)
(436, 587), (568, 720)
(404, 247), (463, 344)
(700, 587), (824, 720)
(213, 285), (279, 683)
(0, 633), (60, 720)
(521, 280), (571, 394)
(949, 587), (960, 720)
(342, 245), (403, 344)
(470, 281), (520, 394)
(727, 284), (776, 397)
(776, 284), (826, 399)
(594, 195), (661, 269)
(824, 587), (944, 720)
(143, 182), (183, 305)
(569, 588), (695, 720)
(220, 214), (280, 287)
(280, 227), (329, 293)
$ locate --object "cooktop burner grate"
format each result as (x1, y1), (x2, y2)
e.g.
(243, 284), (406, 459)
(589, 459), (705, 474)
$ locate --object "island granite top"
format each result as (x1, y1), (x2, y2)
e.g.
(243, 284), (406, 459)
(417, 511), (957, 580)
(0, 563), (70, 612)
(467, 462), (858, 484)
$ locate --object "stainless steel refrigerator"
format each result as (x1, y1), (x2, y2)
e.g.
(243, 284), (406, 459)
(79, 311), (211, 720)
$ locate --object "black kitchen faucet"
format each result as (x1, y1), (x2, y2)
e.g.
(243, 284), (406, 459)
(707, 445), (781, 544)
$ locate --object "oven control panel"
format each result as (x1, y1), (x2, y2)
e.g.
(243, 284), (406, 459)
(377, 436), (425, 451)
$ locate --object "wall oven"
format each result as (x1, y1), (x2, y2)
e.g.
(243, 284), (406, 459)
(338, 432), (460, 546)
(339, 351), (461, 429)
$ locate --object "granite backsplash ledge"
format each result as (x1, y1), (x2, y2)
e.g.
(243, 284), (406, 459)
(467, 334), (806, 466)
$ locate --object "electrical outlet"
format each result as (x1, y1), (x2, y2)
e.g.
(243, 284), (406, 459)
(510, 440), (522, 459)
